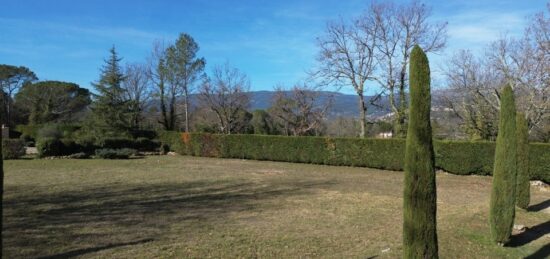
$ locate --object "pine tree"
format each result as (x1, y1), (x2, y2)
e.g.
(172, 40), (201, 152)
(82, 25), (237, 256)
(515, 112), (530, 209)
(489, 84), (517, 245)
(90, 46), (130, 137)
(403, 45), (438, 258)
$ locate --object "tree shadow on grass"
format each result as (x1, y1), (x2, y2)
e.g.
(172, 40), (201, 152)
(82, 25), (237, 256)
(507, 220), (550, 247)
(528, 199), (550, 212)
(36, 238), (154, 259)
(3, 178), (334, 258)
(524, 243), (550, 259)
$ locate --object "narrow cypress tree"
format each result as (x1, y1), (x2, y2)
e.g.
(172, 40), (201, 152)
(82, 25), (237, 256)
(403, 45), (438, 258)
(489, 85), (517, 245)
(515, 112), (530, 209)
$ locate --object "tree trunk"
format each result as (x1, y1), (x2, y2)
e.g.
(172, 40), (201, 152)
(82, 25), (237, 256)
(0, 119), (4, 255)
(358, 94), (367, 138)
(184, 89), (189, 133)
(159, 83), (170, 131)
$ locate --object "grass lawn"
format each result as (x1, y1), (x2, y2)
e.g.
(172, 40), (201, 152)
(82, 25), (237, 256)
(3, 156), (549, 258)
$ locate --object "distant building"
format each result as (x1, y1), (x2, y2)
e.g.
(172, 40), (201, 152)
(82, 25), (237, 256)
(376, 132), (393, 139)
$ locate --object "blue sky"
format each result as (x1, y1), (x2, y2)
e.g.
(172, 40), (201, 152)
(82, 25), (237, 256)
(0, 0), (546, 94)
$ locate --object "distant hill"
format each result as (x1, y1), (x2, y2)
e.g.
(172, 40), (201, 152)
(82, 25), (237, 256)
(244, 91), (391, 118)
(166, 90), (452, 120)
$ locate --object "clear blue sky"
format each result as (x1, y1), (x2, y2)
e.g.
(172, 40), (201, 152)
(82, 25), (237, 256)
(0, 0), (546, 94)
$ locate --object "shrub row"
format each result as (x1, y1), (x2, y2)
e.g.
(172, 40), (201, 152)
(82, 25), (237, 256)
(162, 132), (549, 183)
(95, 148), (137, 159)
(36, 137), (160, 157)
(2, 139), (26, 159)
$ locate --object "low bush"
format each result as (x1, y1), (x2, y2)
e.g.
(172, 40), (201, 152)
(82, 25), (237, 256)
(68, 152), (90, 159)
(174, 133), (549, 182)
(2, 139), (26, 159)
(95, 148), (137, 159)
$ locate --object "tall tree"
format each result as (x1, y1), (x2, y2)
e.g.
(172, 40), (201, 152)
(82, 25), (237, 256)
(367, 1), (447, 137)
(515, 112), (530, 209)
(314, 17), (380, 138)
(148, 41), (175, 130)
(489, 85), (517, 245)
(198, 63), (250, 134)
(15, 81), (91, 125)
(165, 33), (206, 132)
(442, 50), (500, 140)
(0, 65), (37, 126)
(403, 45), (438, 258)
(90, 47), (130, 137)
(123, 63), (151, 129)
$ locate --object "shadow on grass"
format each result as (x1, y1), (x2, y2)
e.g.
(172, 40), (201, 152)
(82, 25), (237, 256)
(528, 199), (550, 212)
(36, 238), (154, 259)
(508, 220), (550, 247)
(3, 178), (334, 258)
(524, 243), (550, 259)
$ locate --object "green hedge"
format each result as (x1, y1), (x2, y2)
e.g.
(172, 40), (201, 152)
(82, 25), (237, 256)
(163, 132), (549, 183)
(2, 139), (26, 159)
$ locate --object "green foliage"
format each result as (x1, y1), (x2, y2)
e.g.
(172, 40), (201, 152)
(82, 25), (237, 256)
(529, 143), (550, 183)
(403, 45), (438, 258)
(95, 148), (136, 159)
(15, 80), (91, 125)
(434, 140), (495, 175)
(89, 47), (131, 136)
(490, 85), (517, 244)
(68, 152), (90, 159)
(171, 133), (550, 182)
(158, 131), (186, 154)
(516, 113), (530, 209)
(36, 138), (94, 158)
(2, 139), (26, 159)
(0, 64), (37, 126)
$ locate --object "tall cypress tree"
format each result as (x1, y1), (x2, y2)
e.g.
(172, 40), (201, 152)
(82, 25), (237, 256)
(90, 46), (130, 137)
(489, 85), (517, 245)
(515, 112), (530, 209)
(403, 45), (438, 258)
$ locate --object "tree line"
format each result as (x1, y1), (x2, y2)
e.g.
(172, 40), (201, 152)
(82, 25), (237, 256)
(0, 1), (547, 142)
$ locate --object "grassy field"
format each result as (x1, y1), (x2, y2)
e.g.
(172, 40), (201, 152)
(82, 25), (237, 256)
(3, 156), (549, 258)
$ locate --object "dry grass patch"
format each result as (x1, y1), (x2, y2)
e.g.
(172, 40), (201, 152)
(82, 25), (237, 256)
(3, 156), (549, 258)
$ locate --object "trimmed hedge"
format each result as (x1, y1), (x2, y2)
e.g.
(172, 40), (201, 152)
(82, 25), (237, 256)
(95, 148), (137, 159)
(2, 139), (26, 159)
(36, 137), (161, 157)
(163, 132), (549, 183)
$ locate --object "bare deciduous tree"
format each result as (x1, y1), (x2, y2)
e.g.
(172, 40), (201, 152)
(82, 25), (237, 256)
(147, 41), (175, 130)
(314, 17), (379, 138)
(443, 50), (501, 140)
(443, 4), (549, 141)
(269, 84), (332, 136)
(123, 62), (151, 129)
(367, 1), (447, 137)
(198, 63), (250, 134)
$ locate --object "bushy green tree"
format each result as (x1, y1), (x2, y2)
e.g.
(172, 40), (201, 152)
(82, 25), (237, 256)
(15, 81), (91, 124)
(489, 84), (517, 245)
(89, 47), (131, 138)
(515, 112), (530, 209)
(403, 45), (438, 258)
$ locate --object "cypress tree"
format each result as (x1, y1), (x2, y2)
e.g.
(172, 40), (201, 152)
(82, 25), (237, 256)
(515, 112), (530, 209)
(489, 85), (517, 245)
(403, 45), (438, 258)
